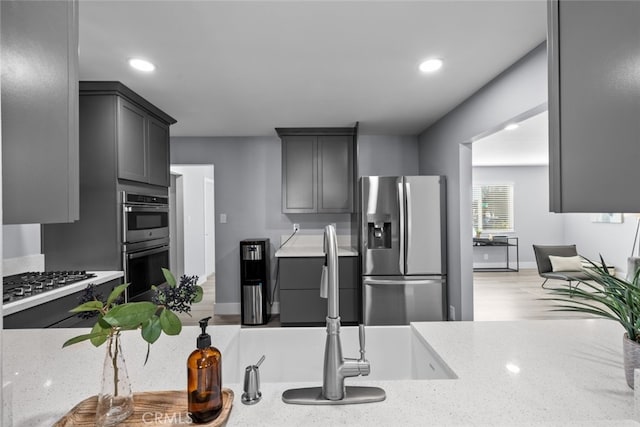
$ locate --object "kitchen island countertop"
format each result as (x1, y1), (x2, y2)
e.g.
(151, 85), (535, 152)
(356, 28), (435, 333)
(3, 319), (639, 426)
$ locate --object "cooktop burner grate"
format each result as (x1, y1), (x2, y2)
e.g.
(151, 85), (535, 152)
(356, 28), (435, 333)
(2, 271), (96, 303)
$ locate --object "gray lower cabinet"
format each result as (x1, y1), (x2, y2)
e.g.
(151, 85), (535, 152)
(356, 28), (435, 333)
(279, 256), (359, 325)
(277, 128), (356, 213)
(1, 0), (79, 224)
(548, 0), (640, 212)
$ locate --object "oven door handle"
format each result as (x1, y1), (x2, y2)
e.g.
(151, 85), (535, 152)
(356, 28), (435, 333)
(124, 205), (169, 213)
(127, 245), (169, 260)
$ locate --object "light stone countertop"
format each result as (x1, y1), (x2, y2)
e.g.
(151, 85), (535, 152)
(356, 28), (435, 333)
(275, 234), (358, 257)
(3, 319), (639, 426)
(274, 245), (358, 257)
(2, 271), (124, 316)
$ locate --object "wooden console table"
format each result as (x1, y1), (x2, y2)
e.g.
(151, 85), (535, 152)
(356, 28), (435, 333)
(473, 236), (519, 272)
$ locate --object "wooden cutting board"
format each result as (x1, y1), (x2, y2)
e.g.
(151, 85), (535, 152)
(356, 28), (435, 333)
(54, 389), (234, 426)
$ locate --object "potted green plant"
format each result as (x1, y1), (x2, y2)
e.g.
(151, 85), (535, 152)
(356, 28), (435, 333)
(62, 268), (203, 426)
(543, 256), (640, 389)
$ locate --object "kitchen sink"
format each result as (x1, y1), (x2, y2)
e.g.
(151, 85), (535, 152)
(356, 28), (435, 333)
(224, 325), (457, 383)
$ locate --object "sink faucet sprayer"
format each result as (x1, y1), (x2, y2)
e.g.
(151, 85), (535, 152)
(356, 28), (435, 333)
(282, 224), (386, 405)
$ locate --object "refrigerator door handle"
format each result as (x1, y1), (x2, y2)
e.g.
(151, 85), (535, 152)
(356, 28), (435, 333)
(398, 180), (405, 274)
(405, 180), (412, 267)
(364, 278), (442, 286)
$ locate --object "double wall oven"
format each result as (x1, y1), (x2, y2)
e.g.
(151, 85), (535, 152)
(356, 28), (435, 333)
(122, 192), (170, 301)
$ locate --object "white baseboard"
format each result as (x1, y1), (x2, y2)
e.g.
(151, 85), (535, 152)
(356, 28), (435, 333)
(214, 302), (280, 315)
(519, 262), (537, 269)
(473, 261), (537, 270)
(213, 303), (240, 315)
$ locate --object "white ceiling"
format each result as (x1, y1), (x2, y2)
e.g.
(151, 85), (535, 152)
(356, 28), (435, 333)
(78, 0), (547, 137)
(472, 110), (548, 166)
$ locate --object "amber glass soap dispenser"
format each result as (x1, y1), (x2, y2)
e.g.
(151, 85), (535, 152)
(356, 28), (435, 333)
(188, 316), (222, 423)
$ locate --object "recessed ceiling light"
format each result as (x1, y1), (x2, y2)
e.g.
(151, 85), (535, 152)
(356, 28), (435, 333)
(128, 58), (155, 72)
(419, 58), (443, 73)
(506, 363), (521, 374)
(504, 123), (519, 131)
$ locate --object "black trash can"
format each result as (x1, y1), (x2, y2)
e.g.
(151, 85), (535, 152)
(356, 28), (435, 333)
(240, 239), (271, 325)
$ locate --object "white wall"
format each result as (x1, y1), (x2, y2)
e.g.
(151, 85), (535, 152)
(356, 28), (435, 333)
(170, 165), (215, 283)
(564, 213), (638, 276)
(472, 165), (638, 276)
(2, 224), (44, 275)
(3, 224), (40, 259)
(472, 165), (564, 269)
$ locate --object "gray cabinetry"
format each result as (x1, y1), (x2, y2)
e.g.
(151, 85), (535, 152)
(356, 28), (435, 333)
(1, 0), (79, 224)
(42, 82), (175, 272)
(116, 93), (172, 187)
(282, 136), (316, 211)
(81, 81), (176, 188)
(277, 128), (356, 213)
(318, 135), (353, 212)
(548, 0), (640, 212)
(4, 278), (120, 329)
(148, 116), (171, 187)
(279, 256), (358, 325)
(117, 98), (148, 183)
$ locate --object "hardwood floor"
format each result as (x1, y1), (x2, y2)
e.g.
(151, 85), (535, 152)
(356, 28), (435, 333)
(176, 275), (216, 326)
(473, 268), (597, 321)
(179, 269), (598, 326)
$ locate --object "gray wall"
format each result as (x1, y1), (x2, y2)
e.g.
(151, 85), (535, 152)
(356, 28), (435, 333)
(417, 42), (547, 320)
(170, 134), (419, 309)
(472, 165), (564, 269)
(358, 135), (419, 177)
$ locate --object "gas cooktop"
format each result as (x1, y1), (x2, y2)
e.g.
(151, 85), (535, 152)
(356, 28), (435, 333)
(2, 271), (96, 303)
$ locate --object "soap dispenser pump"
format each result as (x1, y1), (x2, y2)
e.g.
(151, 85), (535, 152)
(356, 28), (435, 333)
(187, 316), (222, 424)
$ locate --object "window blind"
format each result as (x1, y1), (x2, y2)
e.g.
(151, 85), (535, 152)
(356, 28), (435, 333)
(472, 184), (514, 233)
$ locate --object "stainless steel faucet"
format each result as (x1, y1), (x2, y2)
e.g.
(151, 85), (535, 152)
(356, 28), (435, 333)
(321, 224), (370, 400)
(282, 224), (385, 405)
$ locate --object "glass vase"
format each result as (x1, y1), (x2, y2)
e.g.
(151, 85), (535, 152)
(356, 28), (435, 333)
(96, 332), (134, 426)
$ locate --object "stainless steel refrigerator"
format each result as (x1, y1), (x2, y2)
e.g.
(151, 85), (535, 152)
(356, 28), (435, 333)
(361, 176), (447, 325)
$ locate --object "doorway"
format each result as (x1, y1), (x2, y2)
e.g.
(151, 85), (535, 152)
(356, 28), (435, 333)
(170, 164), (216, 302)
(469, 108), (559, 320)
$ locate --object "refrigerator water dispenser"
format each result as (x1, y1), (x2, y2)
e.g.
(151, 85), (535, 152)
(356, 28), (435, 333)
(367, 221), (391, 249)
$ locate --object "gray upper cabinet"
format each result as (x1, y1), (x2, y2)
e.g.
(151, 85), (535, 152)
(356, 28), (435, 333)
(81, 81), (176, 188)
(548, 0), (640, 212)
(318, 135), (353, 212)
(1, 0), (79, 224)
(148, 116), (171, 187)
(277, 127), (356, 213)
(117, 98), (148, 183)
(282, 135), (316, 211)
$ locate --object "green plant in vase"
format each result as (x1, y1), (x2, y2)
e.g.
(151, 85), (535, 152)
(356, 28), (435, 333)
(543, 256), (640, 388)
(62, 268), (203, 426)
